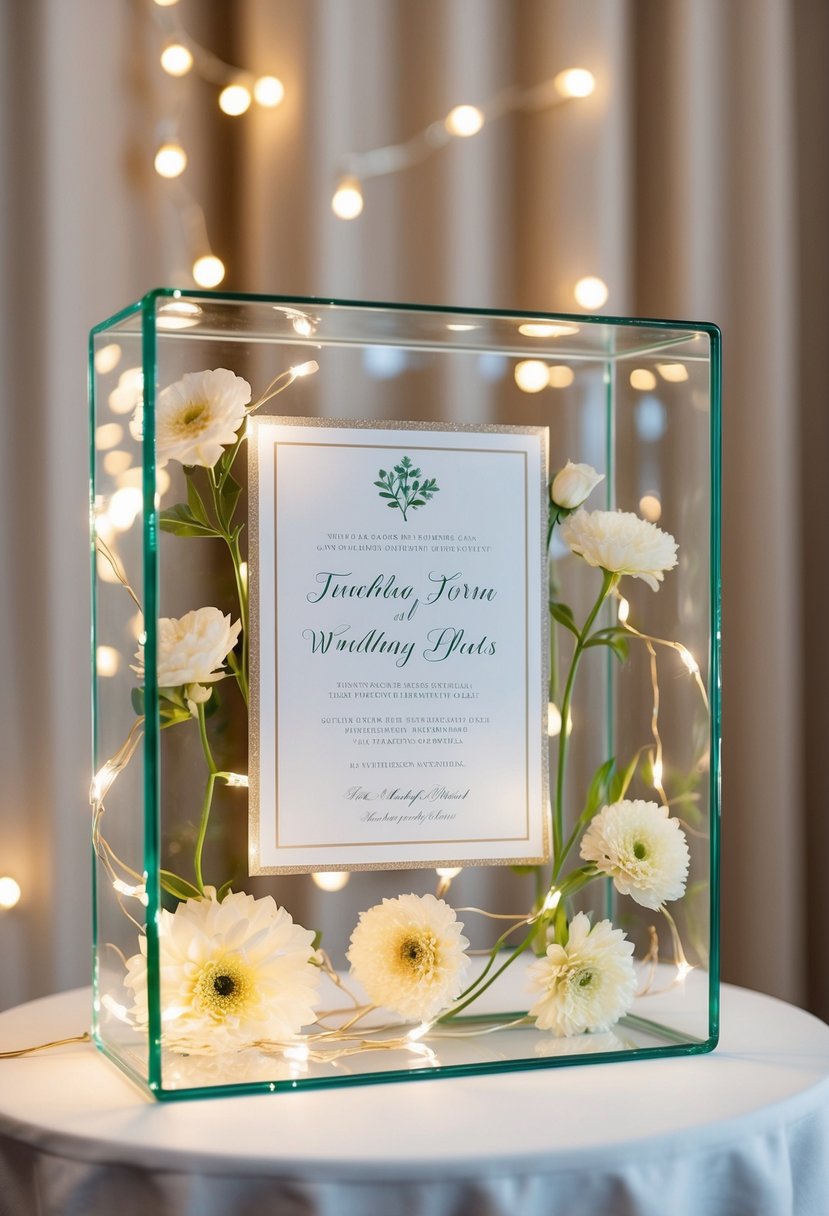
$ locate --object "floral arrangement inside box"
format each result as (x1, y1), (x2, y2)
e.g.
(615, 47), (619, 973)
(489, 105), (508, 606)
(92, 362), (709, 1077)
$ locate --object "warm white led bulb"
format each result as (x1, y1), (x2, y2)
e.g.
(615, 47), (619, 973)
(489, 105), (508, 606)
(554, 68), (596, 99)
(548, 365), (575, 388)
(435, 867), (462, 880)
(253, 75), (285, 107)
(219, 84), (252, 116)
(96, 646), (121, 677)
(160, 42), (193, 77)
(331, 177), (364, 219)
(312, 871), (350, 892)
(192, 254), (225, 288)
(154, 141), (187, 179)
(95, 423), (124, 451)
(0, 877), (21, 910)
(514, 360), (549, 393)
(109, 486), (143, 530)
(630, 368), (657, 391)
(656, 362), (689, 383)
(290, 360), (319, 378)
(574, 276), (609, 310)
(153, 0), (180, 6)
(94, 343), (122, 374)
(445, 104), (485, 137)
(639, 493), (662, 522)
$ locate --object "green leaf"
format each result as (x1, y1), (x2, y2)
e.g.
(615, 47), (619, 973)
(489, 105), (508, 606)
(131, 687), (145, 716)
(216, 469), (242, 530)
(216, 878), (235, 902)
(583, 756), (616, 821)
(550, 601), (579, 637)
(387, 501), (400, 508)
(609, 750), (640, 803)
(378, 469), (387, 478)
(186, 477), (212, 528)
(510, 864), (538, 875)
(378, 492), (396, 500)
(160, 870), (201, 901)
(584, 634), (629, 662)
(410, 499), (426, 508)
(159, 504), (219, 538)
(311, 929), (324, 952)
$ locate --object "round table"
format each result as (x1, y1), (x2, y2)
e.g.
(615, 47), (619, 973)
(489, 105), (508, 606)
(0, 984), (827, 1216)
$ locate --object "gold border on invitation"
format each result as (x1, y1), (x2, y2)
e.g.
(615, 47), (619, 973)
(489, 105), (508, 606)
(248, 417), (550, 875)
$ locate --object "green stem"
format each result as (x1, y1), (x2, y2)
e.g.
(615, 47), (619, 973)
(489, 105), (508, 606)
(206, 469), (249, 705)
(193, 702), (219, 894)
(228, 531), (249, 703)
(440, 925), (539, 1021)
(552, 569), (617, 874)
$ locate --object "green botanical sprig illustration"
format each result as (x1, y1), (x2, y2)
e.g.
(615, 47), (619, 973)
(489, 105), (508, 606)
(375, 455), (439, 522)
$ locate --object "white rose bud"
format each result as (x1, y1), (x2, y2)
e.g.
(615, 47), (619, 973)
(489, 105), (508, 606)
(551, 461), (604, 511)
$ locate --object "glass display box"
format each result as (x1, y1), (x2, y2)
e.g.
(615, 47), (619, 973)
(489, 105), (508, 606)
(89, 291), (720, 1100)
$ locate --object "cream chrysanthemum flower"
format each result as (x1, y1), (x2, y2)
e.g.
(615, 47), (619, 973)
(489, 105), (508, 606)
(124, 890), (321, 1053)
(132, 606), (241, 688)
(580, 799), (690, 910)
(527, 912), (636, 1037)
(560, 508), (678, 591)
(156, 368), (251, 468)
(347, 893), (470, 1021)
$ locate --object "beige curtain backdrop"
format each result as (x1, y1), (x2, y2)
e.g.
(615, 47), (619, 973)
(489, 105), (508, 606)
(0, 0), (826, 1019)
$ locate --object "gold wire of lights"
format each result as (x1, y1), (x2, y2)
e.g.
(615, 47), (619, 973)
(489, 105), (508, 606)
(150, 0), (285, 287)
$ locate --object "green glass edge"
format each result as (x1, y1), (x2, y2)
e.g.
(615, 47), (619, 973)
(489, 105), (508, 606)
(93, 287), (718, 347)
(603, 357), (615, 923)
(150, 1034), (716, 1102)
(141, 297), (163, 1092)
(707, 324), (723, 1044)
(88, 329), (100, 1035)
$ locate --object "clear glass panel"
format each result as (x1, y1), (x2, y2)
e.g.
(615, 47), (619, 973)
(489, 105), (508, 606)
(90, 312), (152, 1089)
(90, 292), (720, 1098)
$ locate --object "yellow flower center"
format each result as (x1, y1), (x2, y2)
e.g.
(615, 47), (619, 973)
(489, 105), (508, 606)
(193, 956), (256, 1021)
(396, 930), (438, 979)
(175, 399), (210, 436)
(633, 840), (647, 860)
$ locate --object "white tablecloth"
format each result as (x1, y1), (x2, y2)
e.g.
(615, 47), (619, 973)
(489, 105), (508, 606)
(0, 984), (828, 1216)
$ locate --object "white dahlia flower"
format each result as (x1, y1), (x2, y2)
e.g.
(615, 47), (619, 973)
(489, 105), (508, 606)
(132, 606), (241, 688)
(550, 461), (604, 511)
(580, 799), (690, 910)
(124, 889), (321, 1053)
(156, 368), (251, 468)
(347, 893), (470, 1022)
(528, 911), (636, 1037)
(560, 508), (678, 591)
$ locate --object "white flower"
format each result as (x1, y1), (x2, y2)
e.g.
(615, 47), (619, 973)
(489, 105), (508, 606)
(551, 461), (604, 510)
(560, 508), (678, 591)
(124, 889), (321, 1053)
(527, 911), (636, 1037)
(132, 606), (241, 688)
(580, 799), (690, 910)
(347, 893), (470, 1021)
(185, 682), (212, 718)
(156, 368), (251, 468)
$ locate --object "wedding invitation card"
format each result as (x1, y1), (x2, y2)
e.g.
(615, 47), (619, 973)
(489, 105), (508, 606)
(249, 419), (549, 873)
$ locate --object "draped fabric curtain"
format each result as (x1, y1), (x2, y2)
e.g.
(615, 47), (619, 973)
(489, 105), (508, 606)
(1, 0), (825, 1019)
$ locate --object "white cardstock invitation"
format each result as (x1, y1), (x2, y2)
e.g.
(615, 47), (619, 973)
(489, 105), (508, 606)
(249, 419), (549, 873)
